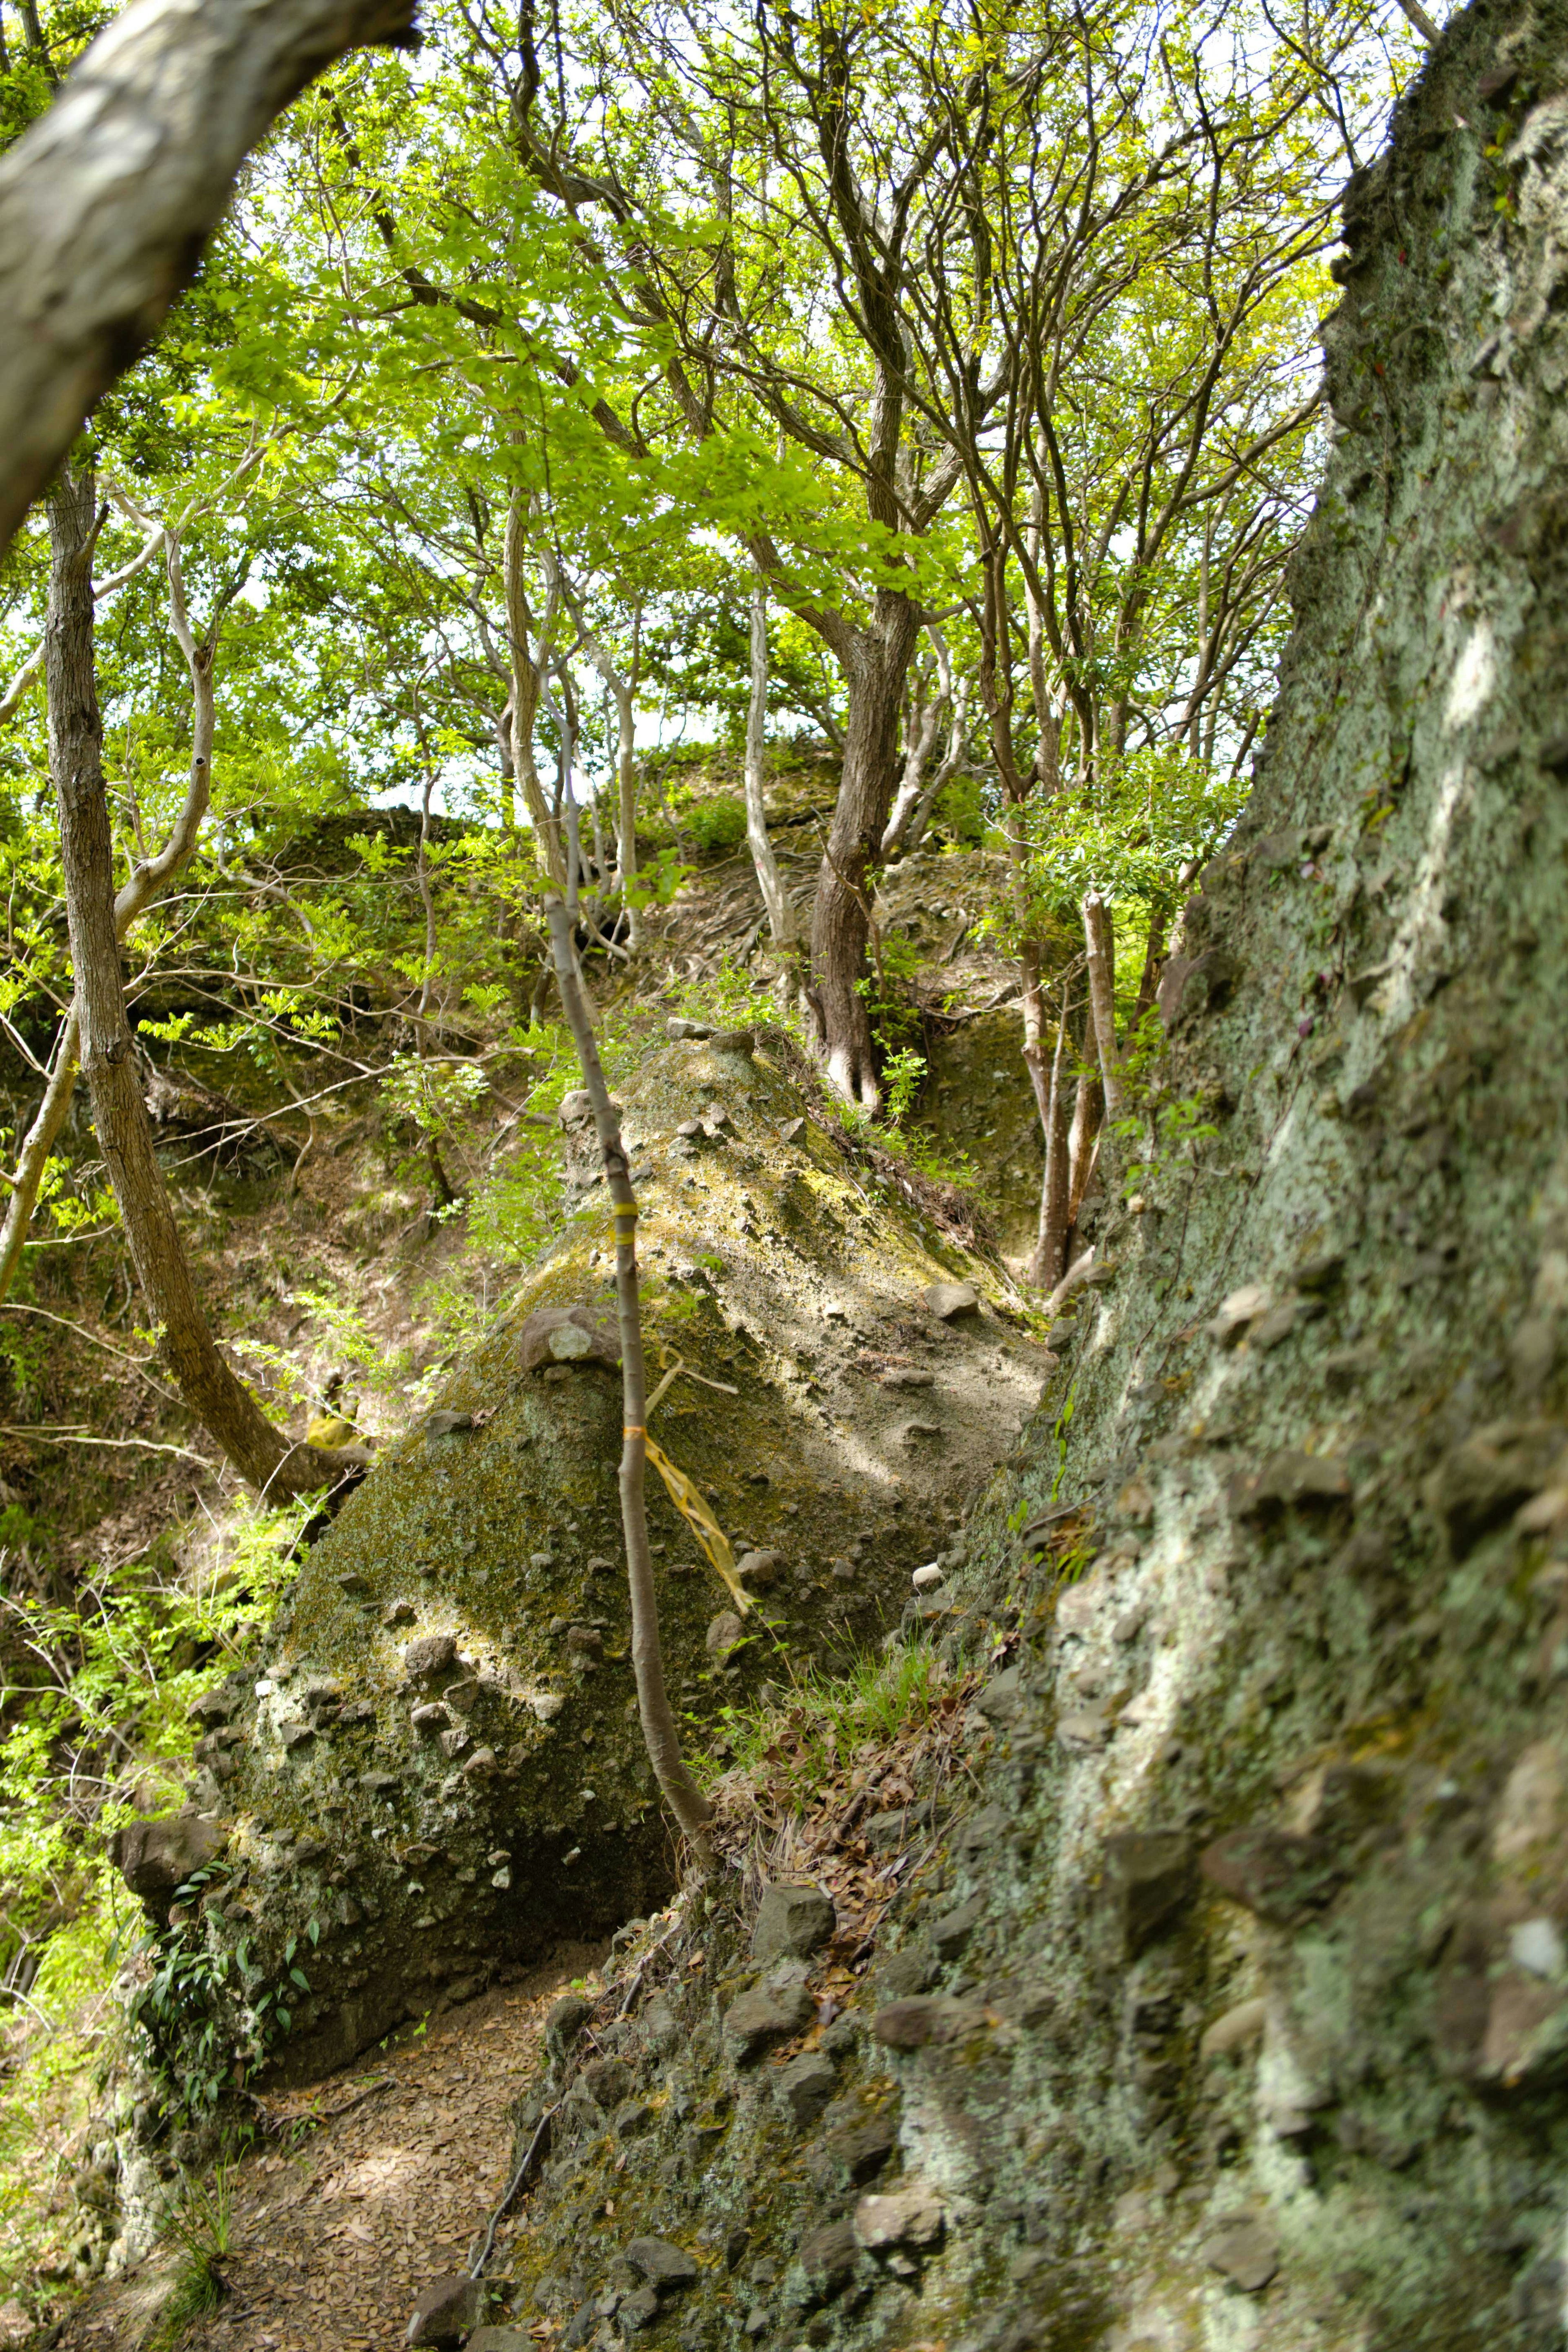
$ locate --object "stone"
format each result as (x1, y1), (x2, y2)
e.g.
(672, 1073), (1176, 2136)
(1236, 1450), (1350, 1518)
(826, 2110), (897, 2182)
(976, 1665), (1023, 1719)
(360, 1770), (399, 1795)
(708, 1027), (756, 1055)
(774, 2053), (837, 2128)
(462, 1746), (499, 1778)
(723, 1982), (814, 2061)
(108, 1812), (227, 1901)
(515, 1306), (621, 1378)
(406, 2272), (481, 2344)
(411, 1702), (449, 1735)
(912, 1562), (945, 1590)
(469, 2333), (534, 2351)
(1200, 1998), (1269, 2060)
(403, 1632), (459, 1683)
(1426, 1420), (1568, 1553)
(384, 1598), (418, 1626)
(797, 2221), (859, 2296)
(583, 2055), (631, 2109)
(706, 1610), (744, 1656)
(922, 1279), (979, 1319)
(870, 1996), (984, 2050)
(667, 1017), (713, 1040)
(1206, 1284), (1270, 1345)
(1201, 2216), (1280, 2293)
(0, 2305), (30, 2352)
(737, 1549), (786, 1588)
(752, 1882), (836, 1964)
(853, 2189), (944, 2252)
(1103, 1831), (1192, 1956)
(625, 2238), (699, 2291)
(546, 1993), (595, 2055)
(929, 1899), (984, 1960)
(1200, 1826), (1343, 1925)
(618, 2284), (661, 2330)
(878, 1948), (935, 2000)
(956, 1806), (1007, 1855)
(1056, 1710), (1110, 1751)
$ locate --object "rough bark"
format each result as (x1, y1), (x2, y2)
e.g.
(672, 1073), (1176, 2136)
(808, 588), (921, 1108)
(46, 466), (348, 1495)
(0, 0), (416, 558)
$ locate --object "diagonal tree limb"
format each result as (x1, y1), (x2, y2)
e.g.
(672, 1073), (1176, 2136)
(0, 0), (418, 557)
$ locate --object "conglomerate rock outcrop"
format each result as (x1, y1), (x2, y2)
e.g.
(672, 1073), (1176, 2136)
(134, 1027), (1047, 2083)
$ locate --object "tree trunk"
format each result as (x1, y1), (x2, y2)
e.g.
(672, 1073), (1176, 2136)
(1030, 976), (1072, 1290)
(543, 896), (714, 1865)
(503, 489), (566, 887)
(46, 465), (347, 1496)
(1081, 888), (1122, 1118)
(808, 589), (920, 1108)
(743, 578), (795, 949)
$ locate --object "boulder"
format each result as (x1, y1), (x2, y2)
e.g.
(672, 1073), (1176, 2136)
(109, 1813), (227, 1902)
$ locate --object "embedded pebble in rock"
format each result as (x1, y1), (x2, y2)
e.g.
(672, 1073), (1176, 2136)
(912, 1562), (945, 1590)
(922, 1280), (979, 1320)
(403, 1632), (459, 1684)
(773, 2052), (837, 2128)
(624, 2237), (699, 2290)
(751, 1881), (836, 1964)
(1201, 2217), (1281, 2294)
(706, 1610), (744, 1656)
(853, 2189), (944, 2252)
(723, 1982), (815, 2062)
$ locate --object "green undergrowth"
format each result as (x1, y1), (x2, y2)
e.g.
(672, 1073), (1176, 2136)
(704, 1636), (948, 1804)
(0, 1494), (310, 2302)
(147, 2166), (234, 2352)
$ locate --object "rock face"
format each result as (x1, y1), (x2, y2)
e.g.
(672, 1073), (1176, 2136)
(389, 16), (1568, 2352)
(140, 1030), (1046, 2082)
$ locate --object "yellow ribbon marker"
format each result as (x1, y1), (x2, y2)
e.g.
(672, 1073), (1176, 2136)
(643, 1436), (751, 1614)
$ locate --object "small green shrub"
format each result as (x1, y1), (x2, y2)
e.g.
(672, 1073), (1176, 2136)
(680, 795), (747, 856)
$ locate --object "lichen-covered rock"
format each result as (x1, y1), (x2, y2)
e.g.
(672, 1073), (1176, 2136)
(185, 1033), (1042, 2081)
(458, 18), (1568, 2352)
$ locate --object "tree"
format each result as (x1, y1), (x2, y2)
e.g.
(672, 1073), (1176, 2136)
(0, 0), (419, 556)
(42, 459), (361, 1494)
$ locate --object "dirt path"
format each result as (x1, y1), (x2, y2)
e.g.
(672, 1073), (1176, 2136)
(58, 1951), (597, 2352)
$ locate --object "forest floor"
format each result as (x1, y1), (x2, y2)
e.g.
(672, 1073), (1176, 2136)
(51, 1951), (601, 2352)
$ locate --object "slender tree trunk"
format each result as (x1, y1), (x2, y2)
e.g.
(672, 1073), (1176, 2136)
(0, 1008), (81, 1304)
(808, 589), (920, 1108)
(45, 464), (347, 1496)
(2, 527), (220, 1302)
(743, 579), (795, 948)
(1128, 905), (1167, 1039)
(503, 488), (566, 887)
(1031, 978), (1073, 1289)
(610, 675), (640, 950)
(1082, 888), (1123, 1118)
(543, 895), (715, 1865)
